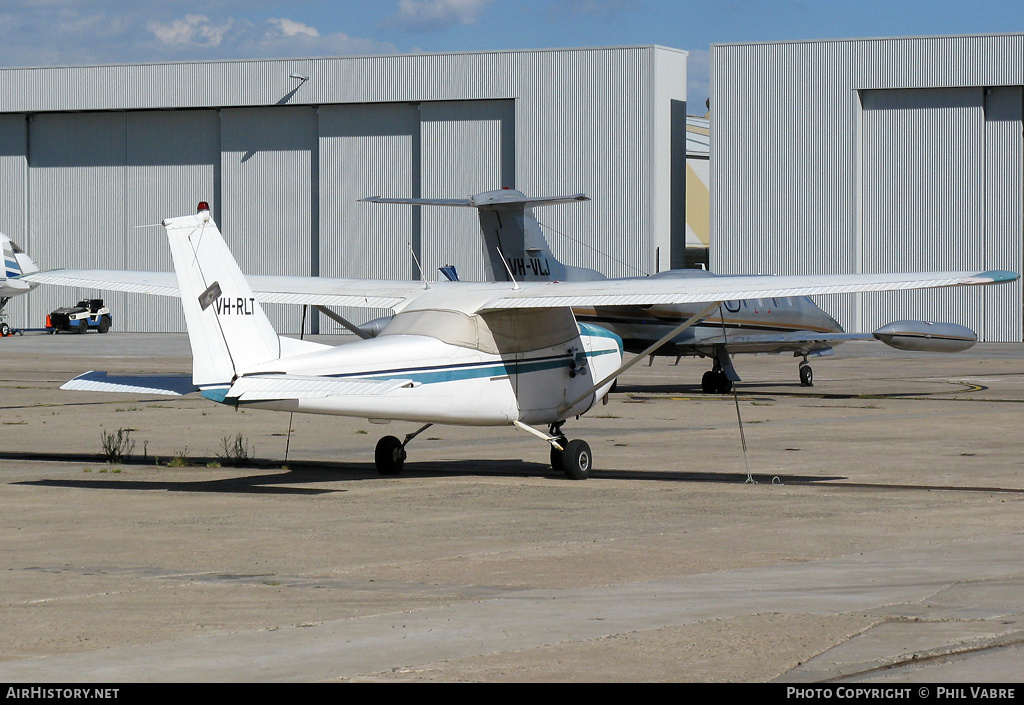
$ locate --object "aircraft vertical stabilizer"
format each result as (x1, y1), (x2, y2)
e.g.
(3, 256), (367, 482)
(361, 189), (602, 282)
(164, 205), (281, 387)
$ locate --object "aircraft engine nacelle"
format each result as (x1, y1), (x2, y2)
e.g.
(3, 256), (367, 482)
(872, 320), (977, 353)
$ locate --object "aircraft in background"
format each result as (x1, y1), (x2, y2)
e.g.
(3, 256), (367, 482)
(25, 204), (1015, 478)
(363, 190), (979, 393)
(1, 233), (40, 336)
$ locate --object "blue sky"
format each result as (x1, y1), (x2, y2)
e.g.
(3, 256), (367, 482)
(0, 1), (1021, 109)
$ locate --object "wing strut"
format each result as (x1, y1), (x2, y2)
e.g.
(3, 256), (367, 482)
(717, 304), (754, 484)
(314, 305), (373, 340)
(558, 300), (722, 415)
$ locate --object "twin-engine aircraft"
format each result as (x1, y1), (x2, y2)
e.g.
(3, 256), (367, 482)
(363, 189), (979, 393)
(24, 204), (1016, 478)
(1, 233), (40, 336)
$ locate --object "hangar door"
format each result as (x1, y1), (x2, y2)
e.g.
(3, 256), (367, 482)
(858, 86), (1023, 341)
(318, 99), (514, 334)
(220, 106), (317, 333)
(27, 110), (219, 332)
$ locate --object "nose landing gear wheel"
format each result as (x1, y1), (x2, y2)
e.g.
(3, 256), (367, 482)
(560, 439), (592, 480)
(374, 435), (406, 475)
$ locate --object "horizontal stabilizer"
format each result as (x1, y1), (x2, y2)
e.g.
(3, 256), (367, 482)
(61, 371), (198, 396)
(227, 375), (416, 402)
(361, 190), (589, 210)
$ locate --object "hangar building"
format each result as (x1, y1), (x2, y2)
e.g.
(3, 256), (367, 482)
(0, 46), (687, 333)
(710, 34), (1024, 341)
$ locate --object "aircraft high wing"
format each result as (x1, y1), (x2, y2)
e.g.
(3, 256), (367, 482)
(364, 189), (983, 393)
(1, 232), (40, 336)
(23, 203), (1017, 479)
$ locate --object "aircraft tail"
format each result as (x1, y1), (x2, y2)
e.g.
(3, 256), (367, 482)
(2, 232), (40, 279)
(362, 189), (603, 282)
(163, 204), (283, 387)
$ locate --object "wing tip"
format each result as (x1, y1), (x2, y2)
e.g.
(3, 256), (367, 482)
(968, 270), (1019, 284)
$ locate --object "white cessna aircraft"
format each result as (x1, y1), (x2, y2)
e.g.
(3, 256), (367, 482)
(24, 204), (1016, 478)
(363, 189), (980, 393)
(1, 232), (40, 336)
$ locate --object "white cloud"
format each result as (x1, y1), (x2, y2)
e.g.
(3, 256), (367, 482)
(381, 0), (491, 32)
(148, 14), (233, 48)
(267, 18), (320, 39)
(0, 5), (398, 67)
(144, 14), (395, 60)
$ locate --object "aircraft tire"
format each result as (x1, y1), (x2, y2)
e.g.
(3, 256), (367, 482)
(374, 435), (405, 475)
(717, 374), (733, 394)
(701, 371), (716, 394)
(799, 364), (813, 387)
(561, 439), (592, 480)
(0, 322), (9, 337)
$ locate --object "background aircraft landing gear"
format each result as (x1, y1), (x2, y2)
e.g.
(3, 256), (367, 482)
(701, 369), (732, 394)
(799, 360), (813, 387)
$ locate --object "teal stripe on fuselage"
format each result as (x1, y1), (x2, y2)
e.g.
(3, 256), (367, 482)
(358, 348), (618, 386)
(202, 348), (620, 405)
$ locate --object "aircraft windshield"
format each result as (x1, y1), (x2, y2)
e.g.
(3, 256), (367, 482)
(380, 308), (580, 354)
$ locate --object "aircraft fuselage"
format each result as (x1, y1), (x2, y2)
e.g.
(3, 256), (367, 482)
(206, 323), (623, 426)
(574, 294), (844, 355)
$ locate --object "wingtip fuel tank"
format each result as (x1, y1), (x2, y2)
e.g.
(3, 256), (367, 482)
(872, 320), (977, 353)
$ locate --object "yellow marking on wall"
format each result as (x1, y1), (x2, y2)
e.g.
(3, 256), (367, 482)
(685, 162), (710, 248)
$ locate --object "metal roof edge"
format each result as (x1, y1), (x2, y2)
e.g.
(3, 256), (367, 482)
(0, 45), (688, 74)
(711, 32), (1024, 49)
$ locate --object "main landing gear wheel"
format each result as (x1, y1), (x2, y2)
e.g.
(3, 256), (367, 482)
(799, 363), (813, 387)
(0, 322), (9, 337)
(374, 435), (406, 475)
(560, 439), (592, 480)
(701, 370), (732, 394)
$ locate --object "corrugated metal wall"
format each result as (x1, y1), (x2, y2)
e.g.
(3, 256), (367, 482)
(419, 99), (515, 282)
(984, 86), (1024, 341)
(712, 35), (1024, 340)
(221, 106), (317, 332)
(0, 114), (27, 324)
(28, 112), (128, 330)
(124, 110), (219, 332)
(0, 47), (686, 333)
(318, 102), (419, 333)
(24, 110), (219, 332)
(858, 87), (986, 333)
(515, 48), (659, 279)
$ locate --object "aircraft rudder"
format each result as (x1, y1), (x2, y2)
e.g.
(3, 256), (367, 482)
(164, 204), (282, 387)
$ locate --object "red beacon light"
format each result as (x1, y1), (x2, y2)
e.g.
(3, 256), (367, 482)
(197, 201), (210, 212)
